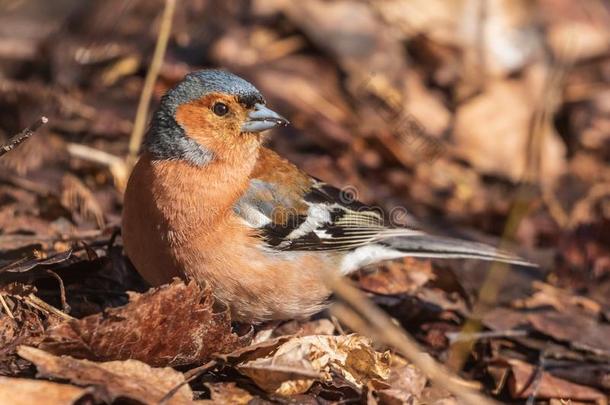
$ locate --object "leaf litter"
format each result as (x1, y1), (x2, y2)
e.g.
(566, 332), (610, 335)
(0, 0), (609, 403)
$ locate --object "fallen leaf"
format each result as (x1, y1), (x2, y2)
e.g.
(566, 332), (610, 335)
(485, 302), (610, 357)
(17, 346), (194, 404)
(204, 382), (254, 405)
(0, 250), (72, 274)
(0, 292), (52, 375)
(0, 376), (91, 405)
(507, 358), (606, 401)
(272, 318), (336, 337)
(40, 279), (251, 367)
(540, 0), (610, 62)
(526, 310), (610, 357)
(419, 385), (459, 405)
(238, 334), (391, 396)
(60, 174), (105, 228)
(453, 76), (566, 184)
(514, 281), (602, 316)
(459, 0), (540, 78)
(358, 257), (434, 295)
(375, 355), (427, 404)
(216, 335), (290, 364)
(482, 307), (529, 331)
(546, 361), (610, 392)
(277, 0), (407, 82)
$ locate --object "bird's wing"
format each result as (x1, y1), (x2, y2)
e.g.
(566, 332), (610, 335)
(235, 148), (397, 251)
(234, 148), (534, 270)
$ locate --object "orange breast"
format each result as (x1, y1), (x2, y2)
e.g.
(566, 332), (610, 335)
(122, 152), (337, 322)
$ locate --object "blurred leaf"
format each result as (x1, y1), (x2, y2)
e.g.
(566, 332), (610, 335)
(506, 358), (606, 401)
(358, 258), (434, 296)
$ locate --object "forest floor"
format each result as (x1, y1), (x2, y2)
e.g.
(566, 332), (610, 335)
(0, 1), (609, 403)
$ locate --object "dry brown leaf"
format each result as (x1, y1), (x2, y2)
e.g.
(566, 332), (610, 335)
(18, 346), (194, 404)
(60, 173), (105, 228)
(459, 0), (540, 78)
(40, 279), (251, 367)
(375, 0), (540, 78)
(419, 386), (459, 405)
(277, 0), (407, 83)
(540, 0), (610, 62)
(404, 71), (451, 138)
(484, 301), (610, 357)
(216, 335), (291, 364)
(375, 355), (427, 404)
(203, 382), (254, 405)
(0, 292), (54, 375)
(0, 376), (91, 405)
(371, 0), (461, 56)
(0, 250), (72, 274)
(358, 257), (434, 295)
(238, 334), (391, 396)
(453, 77), (566, 183)
(514, 281), (602, 316)
(0, 132), (64, 176)
(507, 358), (606, 401)
(526, 310), (610, 357)
(272, 318), (336, 338)
(248, 57), (354, 148)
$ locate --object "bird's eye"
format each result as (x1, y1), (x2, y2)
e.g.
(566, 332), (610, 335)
(212, 102), (229, 116)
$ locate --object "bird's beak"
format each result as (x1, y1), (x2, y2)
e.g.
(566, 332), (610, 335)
(241, 103), (289, 133)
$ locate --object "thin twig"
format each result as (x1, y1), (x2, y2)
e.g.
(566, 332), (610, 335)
(0, 293), (14, 319)
(159, 359), (217, 405)
(447, 39), (573, 371)
(446, 329), (528, 343)
(524, 349), (548, 405)
(127, 0), (177, 169)
(24, 294), (74, 322)
(0, 229), (104, 252)
(324, 273), (498, 405)
(45, 269), (71, 314)
(0, 116), (48, 157)
(66, 143), (128, 190)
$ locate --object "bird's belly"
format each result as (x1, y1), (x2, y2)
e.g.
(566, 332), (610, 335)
(124, 207), (336, 322)
(177, 230), (338, 322)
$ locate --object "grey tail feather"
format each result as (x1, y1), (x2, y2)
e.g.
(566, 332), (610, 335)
(378, 233), (537, 267)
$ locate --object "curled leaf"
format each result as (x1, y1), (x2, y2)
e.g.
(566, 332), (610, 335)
(238, 334), (391, 396)
(40, 279), (251, 367)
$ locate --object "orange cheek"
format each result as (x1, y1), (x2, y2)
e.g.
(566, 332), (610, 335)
(175, 100), (216, 139)
(174, 94), (248, 143)
(174, 96), (261, 165)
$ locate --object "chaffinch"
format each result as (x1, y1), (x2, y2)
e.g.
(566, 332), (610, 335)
(122, 69), (532, 322)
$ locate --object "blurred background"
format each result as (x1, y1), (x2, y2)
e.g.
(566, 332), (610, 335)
(0, 0), (609, 402)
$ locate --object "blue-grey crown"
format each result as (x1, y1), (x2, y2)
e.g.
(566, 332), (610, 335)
(161, 70), (265, 115)
(145, 70), (265, 165)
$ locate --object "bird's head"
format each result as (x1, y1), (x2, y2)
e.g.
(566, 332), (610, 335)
(146, 69), (289, 166)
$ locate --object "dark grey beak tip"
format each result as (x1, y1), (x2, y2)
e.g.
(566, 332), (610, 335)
(241, 103), (290, 133)
(276, 117), (290, 127)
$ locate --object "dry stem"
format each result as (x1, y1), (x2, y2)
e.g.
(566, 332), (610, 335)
(325, 273), (498, 405)
(126, 0), (177, 169)
(0, 116), (48, 157)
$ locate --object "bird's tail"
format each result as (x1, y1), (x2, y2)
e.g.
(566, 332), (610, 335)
(378, 231), (535, 266)
(340, 230), (536, 273)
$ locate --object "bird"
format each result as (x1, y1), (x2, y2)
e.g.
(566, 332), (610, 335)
(122, 69), (534, 322)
